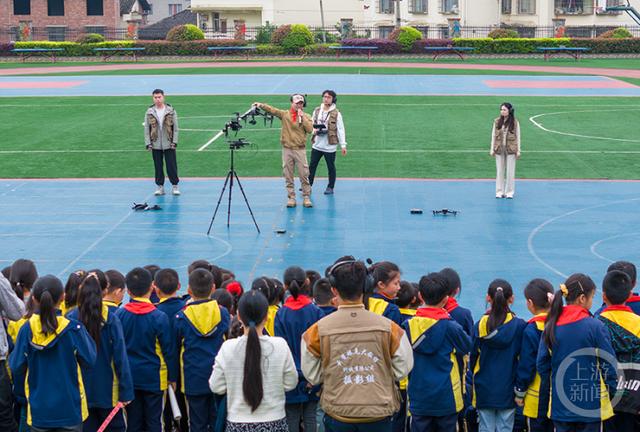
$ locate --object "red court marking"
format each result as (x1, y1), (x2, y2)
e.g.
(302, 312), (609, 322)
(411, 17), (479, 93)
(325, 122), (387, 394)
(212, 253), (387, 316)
(0, 81), (87, 89)
(483, 79), (637, 89)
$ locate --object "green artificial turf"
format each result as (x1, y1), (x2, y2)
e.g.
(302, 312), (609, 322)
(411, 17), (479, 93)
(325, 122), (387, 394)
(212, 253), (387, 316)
(1, 95), (639, 179)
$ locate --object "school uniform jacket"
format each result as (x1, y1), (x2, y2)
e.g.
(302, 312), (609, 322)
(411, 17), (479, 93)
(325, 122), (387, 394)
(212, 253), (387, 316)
(594, 293), (640, 317)
(445, 298), (474, 337)
(369, 293), (404, 326)
(175, 299), (230, 396)
(103, 300), (121, 315)
(319, 305), (337, 316)
(9, 314), (97, 429)
(115, 297), (178, 392)
(274, 295), (324, 404)
(515, 313), (550, 419)
(470, 312), (526, 410)
(265, 304), (280, 337)
(68, 305), (134, 408)
(398, 307), (416, 324)
(403, 307), (472, 417)
(536, 305), (617, 423)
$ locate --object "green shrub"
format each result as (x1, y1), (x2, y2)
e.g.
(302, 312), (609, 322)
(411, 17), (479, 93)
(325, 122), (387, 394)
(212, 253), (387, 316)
(166, 24), (205, 41)
(270, 25), (291, 45)
(453, 37), (571, 53)
(255, 23), (277, 44)
(599, 27), (633, 39)
(255, 43), (285, 55)
(280, 24), (313, 53)
(313, 30), (338, 43)
(14, 40), (134, 56)
(487, 28), (520, 39)
(77, 33), (105, 44)
(389, 26), (423, 51)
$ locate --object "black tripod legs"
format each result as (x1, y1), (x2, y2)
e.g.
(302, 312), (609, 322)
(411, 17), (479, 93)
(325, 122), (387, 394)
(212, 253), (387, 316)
(207, 169), (260, 235)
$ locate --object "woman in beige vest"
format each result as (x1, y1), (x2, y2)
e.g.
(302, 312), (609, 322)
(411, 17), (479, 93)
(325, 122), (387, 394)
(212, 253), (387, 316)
(490, 103), (521, 199)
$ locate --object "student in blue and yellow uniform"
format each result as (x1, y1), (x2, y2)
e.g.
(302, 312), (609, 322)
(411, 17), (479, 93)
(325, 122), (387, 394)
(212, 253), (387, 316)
(470, 279), (526, 432)
(275, 266), (324, 432)
(597, 270), (640, 432)
(62, 270), (86, 317)
(313, 278), (337, 316)
(368, 261), (404, 326)
(404, 272), (471, 432)
(251, 277), (281, 336)
(103, 269), (125, 313)
(175, 268), (230, 432)
(68, 271), (133, 432)
(537, 273), (617, 432)
(397, 281), (420, 323)
(10, 275), (97, 432)
(116, 267), (178, 432)
(514, 279), (554, 432)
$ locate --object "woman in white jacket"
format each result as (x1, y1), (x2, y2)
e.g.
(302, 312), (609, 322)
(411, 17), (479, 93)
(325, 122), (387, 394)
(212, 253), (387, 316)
(210, 290), (298, 432)
(490, 103), (521, 199)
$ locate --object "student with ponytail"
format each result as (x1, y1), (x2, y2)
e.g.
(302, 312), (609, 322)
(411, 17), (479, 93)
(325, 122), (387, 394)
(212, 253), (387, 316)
(9, 275), (96, 432)
(275, 266), (324, 432)
(251, 277), (281, 336)
(514, 279), (554, 432)
(210, 290), (298, 432)
(67, 272), (133, 432)
(62, 270), (86, 316)
(470, 279), (526, 432)
(537, 273), (617, 432)
(8, 259), (37, 301)
(368, 261), (404, 326)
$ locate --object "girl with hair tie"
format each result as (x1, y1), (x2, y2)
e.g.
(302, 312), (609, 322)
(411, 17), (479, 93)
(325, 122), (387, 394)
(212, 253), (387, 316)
(490, 102), (521, 199)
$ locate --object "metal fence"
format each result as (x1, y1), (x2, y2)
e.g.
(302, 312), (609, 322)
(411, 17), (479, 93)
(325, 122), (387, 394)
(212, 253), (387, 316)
(2, 24), (640, 43)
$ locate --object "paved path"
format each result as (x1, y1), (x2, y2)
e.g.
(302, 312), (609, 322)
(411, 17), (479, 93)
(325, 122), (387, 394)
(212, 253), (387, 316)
(2, 60), (640, 79)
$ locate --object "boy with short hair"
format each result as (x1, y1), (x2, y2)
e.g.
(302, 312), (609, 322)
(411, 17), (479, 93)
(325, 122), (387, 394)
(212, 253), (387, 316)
(313, 278), (336, 315)
(154, 268), (185, 330)
(598, 270), (640, 431)
(115, 267), (178, 432)
(175, 269), (230, 432)
(403, 272), (471, 432)
(104, 269), (125, 312)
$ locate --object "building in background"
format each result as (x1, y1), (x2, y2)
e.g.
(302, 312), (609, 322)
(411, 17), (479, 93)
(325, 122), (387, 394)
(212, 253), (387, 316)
(146, 0), (192, 25)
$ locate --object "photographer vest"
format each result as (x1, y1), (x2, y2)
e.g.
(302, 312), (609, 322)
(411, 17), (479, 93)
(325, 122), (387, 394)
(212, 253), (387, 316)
(313, 107), (340, 146)
(493, 118), (518, 155)
(148, 105), (175, 144)
(316, 306), (401, 422)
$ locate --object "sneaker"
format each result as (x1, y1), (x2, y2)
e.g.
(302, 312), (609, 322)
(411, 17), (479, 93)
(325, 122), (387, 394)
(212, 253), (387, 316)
(154, 185), (165, 196)
(172, 185), (181, 196)
(324, 187), (334, 195)
(496, 194), (504, 199)
(506, 195), (514, 199)
(287, 198), (296, 208)
(303, 197), (313, 208)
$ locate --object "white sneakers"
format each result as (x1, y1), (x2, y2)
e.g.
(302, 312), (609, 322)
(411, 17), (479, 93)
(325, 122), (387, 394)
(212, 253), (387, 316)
(154, 185), (181, 196)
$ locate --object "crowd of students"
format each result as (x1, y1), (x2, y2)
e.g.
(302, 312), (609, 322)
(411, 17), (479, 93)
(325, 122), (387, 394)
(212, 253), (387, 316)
(1, 257), (639, 432)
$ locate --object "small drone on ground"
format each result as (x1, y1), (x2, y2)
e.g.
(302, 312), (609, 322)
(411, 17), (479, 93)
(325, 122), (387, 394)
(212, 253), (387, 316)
(433, 208), (458, 216)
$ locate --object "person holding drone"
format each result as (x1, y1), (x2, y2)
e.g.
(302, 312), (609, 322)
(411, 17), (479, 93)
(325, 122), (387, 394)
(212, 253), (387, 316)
(254, 95), (314, 208)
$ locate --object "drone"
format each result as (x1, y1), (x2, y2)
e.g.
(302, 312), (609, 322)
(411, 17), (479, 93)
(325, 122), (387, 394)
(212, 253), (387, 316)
(433, 208), (459, 216)
(223, 106), (274, 137)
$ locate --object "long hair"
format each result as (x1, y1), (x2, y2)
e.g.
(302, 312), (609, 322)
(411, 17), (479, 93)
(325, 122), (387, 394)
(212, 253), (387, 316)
(9, 259), (38, 300)
(544, 273), (596, 347)
(78, 271), (107, 349)
(283, 266), (307, 300)
(238, 290), (269, 412)
(32, 275), (64, 336)
(64, 270), (86, 310)
(486, 279), (513, 333)
(496, 102), (516, 133)
(524, 278), (554, 310)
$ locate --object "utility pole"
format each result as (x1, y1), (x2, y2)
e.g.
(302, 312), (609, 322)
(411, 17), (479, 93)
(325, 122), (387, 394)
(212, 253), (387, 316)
(319, 0), (327, 42)
(395, 0), (402, 28)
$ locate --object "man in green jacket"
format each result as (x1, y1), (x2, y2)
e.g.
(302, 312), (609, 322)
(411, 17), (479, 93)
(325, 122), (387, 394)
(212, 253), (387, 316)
(254, 95), (314, 208)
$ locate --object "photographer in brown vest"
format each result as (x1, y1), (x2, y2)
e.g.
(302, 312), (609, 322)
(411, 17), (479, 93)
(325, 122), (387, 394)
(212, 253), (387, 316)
(301, 258), (413, 432)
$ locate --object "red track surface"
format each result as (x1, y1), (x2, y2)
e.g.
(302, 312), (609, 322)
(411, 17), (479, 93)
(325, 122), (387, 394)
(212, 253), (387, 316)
(2, 60), (640, 79)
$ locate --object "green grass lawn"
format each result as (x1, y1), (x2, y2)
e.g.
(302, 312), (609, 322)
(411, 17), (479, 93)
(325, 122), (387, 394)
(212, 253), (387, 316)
(1, 95), (639, 179)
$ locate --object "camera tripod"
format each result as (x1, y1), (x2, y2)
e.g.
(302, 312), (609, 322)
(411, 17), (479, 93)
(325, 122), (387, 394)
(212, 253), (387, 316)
(207, 142), (260, 234)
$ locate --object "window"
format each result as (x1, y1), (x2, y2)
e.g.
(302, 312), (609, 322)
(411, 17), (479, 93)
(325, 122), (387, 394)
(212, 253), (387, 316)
(13, 0), (30, 15)
(378, 26), (395, 38)
(440, 0), (458, 13)
(86, 0), (103, 15)
(48, 0), (64, 16)
(169, 4), (182, 15)
(518, 0), (536, 13)
(378, 0), (395, 14)
(502, 0), (512, 14)
(554, 0), (593, 14)
(213, 12), (220, 31)
(410, 0), (428, 13)
(47, 26), (67, 41)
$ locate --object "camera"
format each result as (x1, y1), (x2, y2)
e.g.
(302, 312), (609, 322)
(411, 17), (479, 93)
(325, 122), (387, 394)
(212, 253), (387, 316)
(313, 123), (327, 136)
(228, 138), (250, 149)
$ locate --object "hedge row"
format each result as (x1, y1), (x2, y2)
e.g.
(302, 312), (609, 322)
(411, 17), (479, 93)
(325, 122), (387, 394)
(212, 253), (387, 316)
(2, 37), (640, 56)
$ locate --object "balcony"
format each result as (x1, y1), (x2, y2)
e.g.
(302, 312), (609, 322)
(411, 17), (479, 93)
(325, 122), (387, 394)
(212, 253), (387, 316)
(554, 0), (594, 15)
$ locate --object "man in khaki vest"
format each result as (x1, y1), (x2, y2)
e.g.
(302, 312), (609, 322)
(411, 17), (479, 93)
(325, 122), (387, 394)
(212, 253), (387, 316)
(254, 95), (314, 208)
(301, 259), (413, 431)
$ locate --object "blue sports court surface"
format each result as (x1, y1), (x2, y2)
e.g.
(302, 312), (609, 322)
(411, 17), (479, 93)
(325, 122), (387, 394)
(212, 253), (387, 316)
(1, 178), (638, 317)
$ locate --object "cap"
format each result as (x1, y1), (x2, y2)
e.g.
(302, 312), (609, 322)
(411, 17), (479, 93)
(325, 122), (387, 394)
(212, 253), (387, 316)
(292, 94), (305, 104)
